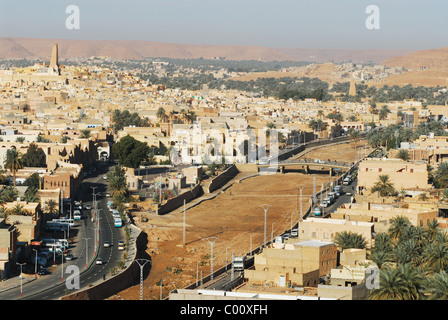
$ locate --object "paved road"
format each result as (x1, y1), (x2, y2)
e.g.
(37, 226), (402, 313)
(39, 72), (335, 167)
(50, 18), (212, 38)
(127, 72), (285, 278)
(0, 162), (126, 300)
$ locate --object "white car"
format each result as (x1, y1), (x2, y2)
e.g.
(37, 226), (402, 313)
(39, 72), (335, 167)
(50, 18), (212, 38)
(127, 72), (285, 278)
(103, 176), (107, 180)
(96, 258), (103, 265)
(85, 204), (92, 210)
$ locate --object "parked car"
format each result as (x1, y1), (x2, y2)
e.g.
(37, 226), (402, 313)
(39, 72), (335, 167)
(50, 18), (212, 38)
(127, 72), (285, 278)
(38, 267), (49, 275)
(85, 204), (92, 210)
(65, 254), (74, 261)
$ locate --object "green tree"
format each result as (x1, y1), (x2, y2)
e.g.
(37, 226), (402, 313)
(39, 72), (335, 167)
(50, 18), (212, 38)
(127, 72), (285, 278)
(24, 186), (40, 203)
(46, 199), (58, 215)
(371, 175), (396, 197)
(112, 135), (150, 168)
(107, 165), (128, 197)
(23, 143), (46, 168)
(80, 129), (91, 139)
(396, 149), (409, 161)
(369, 267), (407, 300)
(388, 216), (412, 241)
(423, 242), (448, 273)
(423, 271), (448, 300)
(334, 231), (367, 250)
(435, 161), (448, 188)
(4, 148), (24, 187)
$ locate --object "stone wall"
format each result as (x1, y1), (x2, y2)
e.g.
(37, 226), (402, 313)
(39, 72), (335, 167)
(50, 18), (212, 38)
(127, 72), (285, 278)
(157, 183), (204, 215)
(205, 164), (239, 194)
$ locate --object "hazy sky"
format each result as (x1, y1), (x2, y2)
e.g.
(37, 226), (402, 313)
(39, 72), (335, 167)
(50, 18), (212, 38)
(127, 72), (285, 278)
(0, 0), (447, 50)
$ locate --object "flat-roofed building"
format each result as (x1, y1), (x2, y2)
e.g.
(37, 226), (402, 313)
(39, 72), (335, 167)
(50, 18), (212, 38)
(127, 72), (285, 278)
(244, 240), (337, 288)
(357, 158), (431, 193)
(0, 218), (18, 279)
(332, 201), (438, 227)
(298, 217), (374, 248)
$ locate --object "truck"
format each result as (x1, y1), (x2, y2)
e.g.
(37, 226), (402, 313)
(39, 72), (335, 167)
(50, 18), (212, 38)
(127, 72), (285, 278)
(232, 256), (246, 271)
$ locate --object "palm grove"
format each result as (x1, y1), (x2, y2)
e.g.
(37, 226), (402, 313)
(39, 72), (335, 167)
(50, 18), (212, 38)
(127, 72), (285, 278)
(1, 144), (48, 217)
(332, 134), (448, 299)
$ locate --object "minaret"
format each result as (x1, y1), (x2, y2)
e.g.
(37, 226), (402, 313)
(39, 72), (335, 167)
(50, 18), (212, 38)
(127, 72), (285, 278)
(50, 43), (58, 68)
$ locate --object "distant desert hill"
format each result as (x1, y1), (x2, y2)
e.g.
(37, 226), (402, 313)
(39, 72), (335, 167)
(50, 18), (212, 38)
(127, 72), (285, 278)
(383, 47), (448, 71)
(0, 37), (414, 63)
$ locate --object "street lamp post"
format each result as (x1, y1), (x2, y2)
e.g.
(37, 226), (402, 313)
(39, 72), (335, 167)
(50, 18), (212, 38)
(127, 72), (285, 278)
(250, 234), (254, 255)
(33, 249), (38, 278)
(202, 237), (217, 280)
(271, 222), (276, 243)
(17, 262), (26, 298)
(83, 237), (91, 269)
(298, 187), (303, 222)
(160, 279), (164, 300)
(225, 246), (230, 271)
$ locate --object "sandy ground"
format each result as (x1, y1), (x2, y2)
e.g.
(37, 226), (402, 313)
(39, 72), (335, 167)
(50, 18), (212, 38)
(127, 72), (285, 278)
(108, 140), (371, 300)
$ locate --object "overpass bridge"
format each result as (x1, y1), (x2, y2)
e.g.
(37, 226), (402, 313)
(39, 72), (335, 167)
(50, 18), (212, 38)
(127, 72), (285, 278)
(258, 159), (352, 175)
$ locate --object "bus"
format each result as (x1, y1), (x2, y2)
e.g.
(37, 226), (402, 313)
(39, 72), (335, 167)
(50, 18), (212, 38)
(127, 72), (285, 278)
(73, 210), (81, 220)
(114, 218), (122, 228)
(51, 218), (74, 227)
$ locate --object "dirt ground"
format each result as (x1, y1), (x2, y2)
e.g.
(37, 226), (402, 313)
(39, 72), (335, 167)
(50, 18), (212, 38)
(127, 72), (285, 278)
(108, 140), (371, 300)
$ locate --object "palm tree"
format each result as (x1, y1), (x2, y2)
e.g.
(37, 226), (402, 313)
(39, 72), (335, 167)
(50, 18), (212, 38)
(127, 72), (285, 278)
(396, 263), (424, 300)
(369, 267), (407, 300)
(435, 161), (448, 188)
(395, 189), (408, 202)
(418, 193), (429, 201)
(396, 149), (409, 161)
(4, 148), (24, 187)
(80, 129), (91, 139)
(423, 242), (448, 273)
(107, 165), (128, 197)
(423, 271), (448, 300)
(156, 107), (167, 124)
(371, 175), (396, 197)
(372, 232), (394, 254)
(441, 188), (448, 202)
(370, 250), (392, 269)
(388, 216), (412, 241)
(1, 186), (18, 202)
(46, 199), (58, 216)
(334, 231), (367, 250)
(24, 186), (40, 203)
(10, 204), (26, 215)
(425, 219), (440, 242)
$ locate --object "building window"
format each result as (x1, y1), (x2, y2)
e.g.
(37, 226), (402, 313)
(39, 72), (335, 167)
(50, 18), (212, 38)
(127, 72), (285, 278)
(410, 169), (414, 173)
(379, 168), (382, 172)
(365, 168), (368, 171)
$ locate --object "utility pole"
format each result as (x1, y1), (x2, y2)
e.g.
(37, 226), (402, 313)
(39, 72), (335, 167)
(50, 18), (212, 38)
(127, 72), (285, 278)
(259, 204), (271, 247)
(135, 259), (151, 300)
(183, 199), (186, 245)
